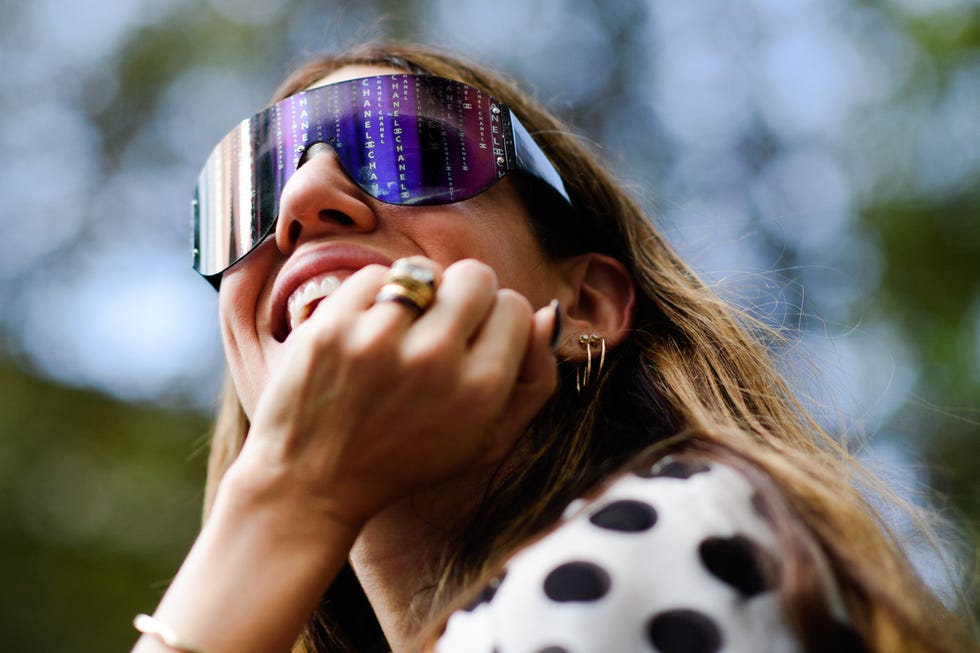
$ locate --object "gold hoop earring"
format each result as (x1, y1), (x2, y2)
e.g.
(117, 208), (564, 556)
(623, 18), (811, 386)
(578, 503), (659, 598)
(576, 332), (605, 392)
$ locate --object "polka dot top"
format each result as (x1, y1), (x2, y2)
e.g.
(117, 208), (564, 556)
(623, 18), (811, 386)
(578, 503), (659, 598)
(435, 457), (848, 653)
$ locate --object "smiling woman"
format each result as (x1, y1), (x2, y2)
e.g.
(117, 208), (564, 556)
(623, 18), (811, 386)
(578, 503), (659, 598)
(130, 42), (975, 653)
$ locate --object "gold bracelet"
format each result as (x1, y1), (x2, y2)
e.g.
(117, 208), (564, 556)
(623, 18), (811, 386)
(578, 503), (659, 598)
(133, 614), (209, 653)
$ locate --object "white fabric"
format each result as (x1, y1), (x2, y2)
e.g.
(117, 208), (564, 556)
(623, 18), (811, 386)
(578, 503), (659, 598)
(436, 459), (802, 653)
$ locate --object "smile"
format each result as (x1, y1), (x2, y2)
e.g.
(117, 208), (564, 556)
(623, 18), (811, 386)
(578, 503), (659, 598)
(286, 273), (343, 331)
(269, 245), (393, 342)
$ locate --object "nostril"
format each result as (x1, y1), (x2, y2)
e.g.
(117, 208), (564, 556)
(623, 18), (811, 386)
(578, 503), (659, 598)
(282, 208), (359, 249)
(288, 220), (302, 245)
(320, 209), (355, 226)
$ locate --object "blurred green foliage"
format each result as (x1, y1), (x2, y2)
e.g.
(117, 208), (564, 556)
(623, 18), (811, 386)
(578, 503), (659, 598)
(0, 360), (208, 652)
(863, 187), (980, 582)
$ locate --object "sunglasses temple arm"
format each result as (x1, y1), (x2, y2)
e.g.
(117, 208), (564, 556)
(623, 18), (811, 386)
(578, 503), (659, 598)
(508, 114), (572, 206)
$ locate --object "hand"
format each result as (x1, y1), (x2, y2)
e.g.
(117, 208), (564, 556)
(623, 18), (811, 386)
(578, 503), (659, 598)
(229, 257), (559, 533)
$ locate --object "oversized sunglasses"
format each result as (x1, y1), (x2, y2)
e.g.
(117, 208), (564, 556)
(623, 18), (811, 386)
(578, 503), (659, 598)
(192, 73), (572, 286)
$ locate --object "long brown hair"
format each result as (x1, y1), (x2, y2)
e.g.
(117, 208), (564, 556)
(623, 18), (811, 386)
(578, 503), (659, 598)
(202, 42), (975, 653)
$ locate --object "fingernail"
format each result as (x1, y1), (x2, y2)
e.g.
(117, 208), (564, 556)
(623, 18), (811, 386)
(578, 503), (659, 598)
(549, 299), (563, 351)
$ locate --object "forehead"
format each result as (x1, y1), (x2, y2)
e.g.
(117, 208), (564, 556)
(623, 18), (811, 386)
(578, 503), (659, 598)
(307, 64), (405, 91)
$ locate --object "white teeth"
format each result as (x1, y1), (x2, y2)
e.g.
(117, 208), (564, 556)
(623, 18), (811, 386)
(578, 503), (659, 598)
(287, 274), (342, 331)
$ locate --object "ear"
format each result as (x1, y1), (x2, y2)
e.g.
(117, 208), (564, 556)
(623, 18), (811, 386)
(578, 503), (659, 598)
(554, 253), (635, 361)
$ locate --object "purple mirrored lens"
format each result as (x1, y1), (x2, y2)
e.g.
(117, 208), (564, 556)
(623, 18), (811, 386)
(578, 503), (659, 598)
(257, 74), (507, 208)
(193, 74), (568, 281)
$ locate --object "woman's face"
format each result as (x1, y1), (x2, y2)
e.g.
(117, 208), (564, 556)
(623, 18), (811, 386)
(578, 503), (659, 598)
(219, 65), (567, 415)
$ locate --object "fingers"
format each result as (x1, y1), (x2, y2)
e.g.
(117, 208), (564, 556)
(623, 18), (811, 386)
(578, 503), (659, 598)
(282, 254), (556, 442)
(355, 258), (503, 360)
(414, 258), (498, 342)
(522, 299), (562, 384)
(460, 288), (534, 402)
(300, 257), (498, 341)
(480, 301), (560, 462)
(370, 256), (443, 325)
(295, 263), (388, 325)
(296, 258), (444, 342)
(249, 253), (563, 524)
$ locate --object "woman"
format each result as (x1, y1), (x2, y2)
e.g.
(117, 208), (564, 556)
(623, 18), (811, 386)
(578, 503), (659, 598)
(132, 42), (974, 653)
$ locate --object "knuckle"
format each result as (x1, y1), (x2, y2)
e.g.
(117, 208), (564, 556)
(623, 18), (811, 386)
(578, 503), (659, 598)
(351, 329), (396, 363)
(394, 256), (443, 280)
(495, 288), (533, 315)
(447, 258), (498, 289)
(357, 263), (389, 282)
(472, 358), (508, 385)
(407, 336), (455, 373)
(305, 315), (346, 351)
(337, 319), (399, 366)
(344, 333), (378, 363)
(464, 361), (510, 403)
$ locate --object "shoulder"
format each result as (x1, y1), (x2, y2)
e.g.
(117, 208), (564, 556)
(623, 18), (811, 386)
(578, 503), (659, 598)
(436, 456), (801, 653)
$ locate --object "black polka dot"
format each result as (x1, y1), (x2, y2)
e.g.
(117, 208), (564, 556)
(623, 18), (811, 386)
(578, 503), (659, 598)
(807, 618), (870, 653)
(534, 647), (570, 653)
(830, 621), (869, 653)
(543, 561), (611, 602)
(589, 499), (658, 532)
(646, 608), (722, 653)
(636, 456), (711, 480)
(698, 535), (778, 598)
(463, 571), (507, 611)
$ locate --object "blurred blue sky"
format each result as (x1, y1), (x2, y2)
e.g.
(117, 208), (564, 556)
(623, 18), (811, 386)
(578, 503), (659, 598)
(1, 0), (974, 400)
(0, 0), (977, 596)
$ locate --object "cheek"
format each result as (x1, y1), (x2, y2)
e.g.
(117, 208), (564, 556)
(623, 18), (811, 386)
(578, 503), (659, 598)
(218, 272), (272, 418)
(458, 191), (561, 301)
(410, 208), (552, 286)
(466, 228), (560, 304)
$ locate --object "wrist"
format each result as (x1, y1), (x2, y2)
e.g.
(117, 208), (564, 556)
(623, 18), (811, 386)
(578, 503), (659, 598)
(214, 456), (364, 553)
(142, 459), (362, 653)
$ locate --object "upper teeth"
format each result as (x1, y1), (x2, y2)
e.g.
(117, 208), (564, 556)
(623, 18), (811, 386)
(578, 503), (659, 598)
(287, 274), (342, 331)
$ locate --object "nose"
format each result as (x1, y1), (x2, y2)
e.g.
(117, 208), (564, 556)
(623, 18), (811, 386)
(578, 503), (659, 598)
(274, 142), (379, 257)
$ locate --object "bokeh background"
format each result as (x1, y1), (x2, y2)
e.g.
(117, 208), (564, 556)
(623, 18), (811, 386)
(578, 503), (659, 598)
(0, 0), (976, 650)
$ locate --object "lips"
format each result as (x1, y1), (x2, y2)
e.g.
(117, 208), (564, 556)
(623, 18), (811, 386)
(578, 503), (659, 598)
(270, 245), (391, 341)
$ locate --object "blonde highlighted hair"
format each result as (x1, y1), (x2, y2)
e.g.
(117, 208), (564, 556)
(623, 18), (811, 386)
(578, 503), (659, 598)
(203, 42), (975, 653)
